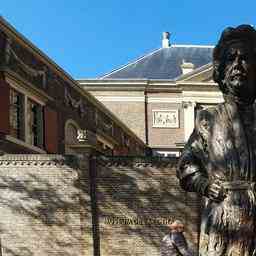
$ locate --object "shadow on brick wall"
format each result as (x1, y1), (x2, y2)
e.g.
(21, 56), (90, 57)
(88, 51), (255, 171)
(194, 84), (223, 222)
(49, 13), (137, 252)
(0, 154), (88, 256)
(94, 156), (200, 256)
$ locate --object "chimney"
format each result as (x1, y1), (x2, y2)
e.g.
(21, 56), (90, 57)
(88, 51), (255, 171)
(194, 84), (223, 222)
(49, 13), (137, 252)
(162, 32), (170, 48)
(180, 59), (194, 74)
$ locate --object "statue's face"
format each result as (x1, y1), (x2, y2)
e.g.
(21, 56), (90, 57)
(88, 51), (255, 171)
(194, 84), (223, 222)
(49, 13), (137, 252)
(222, 41), (256, 101)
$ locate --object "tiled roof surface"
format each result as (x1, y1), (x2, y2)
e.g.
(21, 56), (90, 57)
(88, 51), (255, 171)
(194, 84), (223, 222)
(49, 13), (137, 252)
(101, 45), (213, 80)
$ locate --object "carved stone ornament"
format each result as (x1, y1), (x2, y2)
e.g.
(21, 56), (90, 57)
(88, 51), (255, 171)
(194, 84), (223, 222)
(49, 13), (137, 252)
(77, 129), (88, 142)
(64, 86), (86, 118)
(4, 37), (47, 88)
(96, 110), (113, 136)
(152, 110), (179, 128)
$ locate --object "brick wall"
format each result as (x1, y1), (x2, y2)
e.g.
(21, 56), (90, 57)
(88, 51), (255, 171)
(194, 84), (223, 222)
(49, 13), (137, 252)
(0, 154), (92, 256)
(95, 157), (200, 256)
(0, 154), (200, 256)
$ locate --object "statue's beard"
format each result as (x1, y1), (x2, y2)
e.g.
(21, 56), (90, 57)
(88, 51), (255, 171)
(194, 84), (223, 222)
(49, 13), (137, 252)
(222, 76), (256, 104)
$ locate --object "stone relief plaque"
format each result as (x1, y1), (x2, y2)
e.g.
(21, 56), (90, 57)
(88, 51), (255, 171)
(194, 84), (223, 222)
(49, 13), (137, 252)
(152, 110), (179, 128)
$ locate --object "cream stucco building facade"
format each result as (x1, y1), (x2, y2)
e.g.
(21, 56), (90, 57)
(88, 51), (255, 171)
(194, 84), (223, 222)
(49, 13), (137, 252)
(78, 33), (223, 156)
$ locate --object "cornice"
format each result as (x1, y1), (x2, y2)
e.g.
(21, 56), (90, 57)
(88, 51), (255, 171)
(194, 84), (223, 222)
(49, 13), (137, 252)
(95, 96), (145, 102)
(4, 70), (54, 102)
(80, 79), (218, 92)
(79, 79), (147, 91)
(177, 81), (217, 86)
(0, 154), (79, 167)
(78, 79), (148, 85)
(96, 129), (119, 146)
(0, 17), (81, 94)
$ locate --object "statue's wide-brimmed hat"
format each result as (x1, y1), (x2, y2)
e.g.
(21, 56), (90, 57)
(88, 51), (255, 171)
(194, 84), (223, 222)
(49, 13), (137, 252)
(168, 220), (184, 230)
(213, 24), (256, 88)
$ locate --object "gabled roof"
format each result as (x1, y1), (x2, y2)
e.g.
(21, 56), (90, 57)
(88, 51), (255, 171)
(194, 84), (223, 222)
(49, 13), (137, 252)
(100, 45), (214, 80)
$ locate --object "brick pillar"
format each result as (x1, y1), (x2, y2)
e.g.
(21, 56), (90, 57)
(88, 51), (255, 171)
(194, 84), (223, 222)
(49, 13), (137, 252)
(71, 143), (100, 256)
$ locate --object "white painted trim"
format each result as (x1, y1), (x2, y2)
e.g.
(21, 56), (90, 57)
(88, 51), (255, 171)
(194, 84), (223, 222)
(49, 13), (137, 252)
(96, 96), (145, 102)
(148, 97), (183, 103)
(5, 135), (46, 153)
(182, 91), (224, 103)
(183, 97), (224, 103)
(183, 102), (196, 142)
(183, 91), (222, 96)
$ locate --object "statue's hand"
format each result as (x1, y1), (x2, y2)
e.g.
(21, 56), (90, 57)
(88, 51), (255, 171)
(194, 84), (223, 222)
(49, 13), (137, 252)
(206, 180), (226, 203)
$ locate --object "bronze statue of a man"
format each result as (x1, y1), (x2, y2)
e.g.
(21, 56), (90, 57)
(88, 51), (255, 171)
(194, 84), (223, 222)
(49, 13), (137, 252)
(177, 25), (256, 256)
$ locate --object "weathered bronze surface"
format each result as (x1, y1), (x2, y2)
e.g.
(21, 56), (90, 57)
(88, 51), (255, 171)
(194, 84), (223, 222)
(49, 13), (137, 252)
(177, 25), (256, 255)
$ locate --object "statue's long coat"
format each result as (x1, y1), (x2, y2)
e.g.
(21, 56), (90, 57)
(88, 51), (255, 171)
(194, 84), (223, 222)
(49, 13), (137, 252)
(177, 100), (256, 256)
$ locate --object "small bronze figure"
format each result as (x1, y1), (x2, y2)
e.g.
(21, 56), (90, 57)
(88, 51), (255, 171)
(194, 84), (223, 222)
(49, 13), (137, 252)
(177, 25), (256, 255)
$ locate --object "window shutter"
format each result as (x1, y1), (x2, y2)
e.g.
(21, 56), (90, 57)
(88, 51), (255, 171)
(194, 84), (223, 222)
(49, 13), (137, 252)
(44, 106), (58, 153)
(0, 80), (10, 134)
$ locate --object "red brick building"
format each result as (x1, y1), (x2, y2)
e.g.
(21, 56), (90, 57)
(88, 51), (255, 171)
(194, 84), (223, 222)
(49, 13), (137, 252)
(0, 17), (146, 156)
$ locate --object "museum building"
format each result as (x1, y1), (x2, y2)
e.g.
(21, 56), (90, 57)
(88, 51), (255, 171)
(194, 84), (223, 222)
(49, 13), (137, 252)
(0, 17), (225, 157)
(0, 16), (223, 256)
(0, 17), (146, 156)
(78, 32), (224, 157)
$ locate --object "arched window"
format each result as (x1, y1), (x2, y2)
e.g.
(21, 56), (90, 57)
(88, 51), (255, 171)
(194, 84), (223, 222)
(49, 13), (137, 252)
(64, 119), (80, 154)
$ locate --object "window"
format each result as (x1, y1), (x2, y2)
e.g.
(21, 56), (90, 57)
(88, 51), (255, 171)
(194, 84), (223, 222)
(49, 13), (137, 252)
(7, 80), (46, 151)
(65, 122), (78, 145)
(9, 89), (24, 140)
(27, 99), (44, 148)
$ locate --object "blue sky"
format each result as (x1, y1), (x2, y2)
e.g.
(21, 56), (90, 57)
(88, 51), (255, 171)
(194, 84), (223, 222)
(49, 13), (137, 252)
(1, 1), (256, 78)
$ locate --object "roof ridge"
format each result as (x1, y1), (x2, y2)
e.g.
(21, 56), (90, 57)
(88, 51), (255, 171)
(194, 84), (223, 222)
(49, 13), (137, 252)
(99, 47), (162, 79)
(172, 44), (214, 48)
